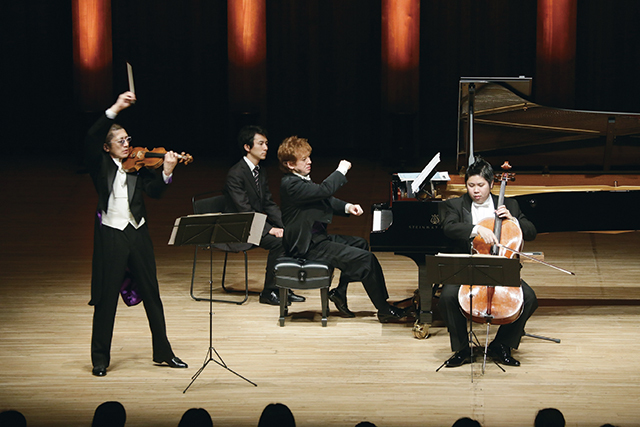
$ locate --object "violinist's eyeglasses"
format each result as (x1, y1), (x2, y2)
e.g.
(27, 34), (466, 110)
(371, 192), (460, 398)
(112, 136), (132, 145)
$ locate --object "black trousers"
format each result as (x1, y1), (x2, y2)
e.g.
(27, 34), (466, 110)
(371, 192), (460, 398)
(325, 235), (369, 294)
(91, 224), (174, 368)
(438, 280), (539, 352)
(260, 233), (285, 292)
(304, 234), (389, 310)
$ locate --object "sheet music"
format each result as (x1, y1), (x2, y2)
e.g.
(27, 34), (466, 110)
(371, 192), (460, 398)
(397, 172), (420, 182)
(168, 216), (182, 245)
(247, 213), (266, 245)
(411, 152), (440, 193)
(436, 252), (506, 259)
(168, 212), (266, 246)
(431, 171), (450, 182)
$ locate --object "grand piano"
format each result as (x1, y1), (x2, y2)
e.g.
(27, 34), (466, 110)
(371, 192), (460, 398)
(370, 77), (640, 338)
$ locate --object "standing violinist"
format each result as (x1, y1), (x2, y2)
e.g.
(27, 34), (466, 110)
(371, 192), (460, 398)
(85, 91), (188, 376)
(438, 157), (538, 367)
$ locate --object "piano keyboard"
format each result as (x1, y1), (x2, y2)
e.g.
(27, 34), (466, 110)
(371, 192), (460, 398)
(372, 209), (393, 232)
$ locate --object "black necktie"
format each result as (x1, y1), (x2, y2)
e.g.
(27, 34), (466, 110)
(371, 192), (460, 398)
(253, 165), (260, 192)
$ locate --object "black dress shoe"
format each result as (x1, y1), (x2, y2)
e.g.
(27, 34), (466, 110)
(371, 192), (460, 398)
(328, 289), (355, 317)
(154, 356), (188, 368)
(288, 290), (306, 303)
(259, 290), (290, 306)
(376, 305), (407, 323)
(444, 348), (474, 368)
(92, 366), (107, 376)
(488, 342), (520, 366)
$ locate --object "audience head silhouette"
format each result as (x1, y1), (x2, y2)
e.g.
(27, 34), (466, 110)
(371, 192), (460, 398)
(534, 408), (565, 427)
(452, 417), (482, 427)
(257, 403), (295, 427)
(0, 410), (27, 427)
(92, 401), (126, 427)
(177, 408), (213, 427)
(355, 422), (377, 427)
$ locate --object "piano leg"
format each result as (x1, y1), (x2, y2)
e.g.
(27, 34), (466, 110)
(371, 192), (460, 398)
(397, 252), (434, 339)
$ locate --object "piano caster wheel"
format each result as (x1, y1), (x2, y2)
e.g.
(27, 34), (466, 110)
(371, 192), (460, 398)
(412, 320), (429, 339)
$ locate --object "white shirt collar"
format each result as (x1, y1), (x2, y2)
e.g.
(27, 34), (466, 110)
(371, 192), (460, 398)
(243, 156), (258, 172)
(473, 198), (493, 208)
(111, 157), (125, 172)
(293, 172), (311, 181)
(471, 196), (495, 225)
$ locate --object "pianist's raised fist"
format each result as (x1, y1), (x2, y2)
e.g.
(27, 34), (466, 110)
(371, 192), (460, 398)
(338, 160), (352, 171)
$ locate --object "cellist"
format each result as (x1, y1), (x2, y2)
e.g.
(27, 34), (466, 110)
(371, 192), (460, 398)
(439, 157), (539, 368)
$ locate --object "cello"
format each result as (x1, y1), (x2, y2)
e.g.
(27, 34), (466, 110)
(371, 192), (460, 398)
(457, 161), (525, 325)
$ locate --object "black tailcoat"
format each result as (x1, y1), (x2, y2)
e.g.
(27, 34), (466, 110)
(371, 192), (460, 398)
(85, 113), (174, 367)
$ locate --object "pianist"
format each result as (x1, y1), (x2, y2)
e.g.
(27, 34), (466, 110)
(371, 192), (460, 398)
(439, 157), (539, 367)
(277, 136), (407, 323)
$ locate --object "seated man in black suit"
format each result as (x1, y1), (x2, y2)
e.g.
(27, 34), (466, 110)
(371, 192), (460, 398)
(276, 136), (406, 322)
(439, 157), (539, 367)
(223, 125), (305, 305)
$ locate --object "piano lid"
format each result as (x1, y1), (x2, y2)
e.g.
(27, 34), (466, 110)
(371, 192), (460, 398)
(456, 77), (640, 173)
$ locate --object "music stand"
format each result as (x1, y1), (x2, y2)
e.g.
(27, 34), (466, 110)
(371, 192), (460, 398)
(428, 254), (521, 380)
(169, 212), (266, 392)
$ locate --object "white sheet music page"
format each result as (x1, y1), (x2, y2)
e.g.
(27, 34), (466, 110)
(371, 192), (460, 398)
(411, 152), (440, 194)
(435, 253), (506, 259)
(168, 216), (182, 245)
(167, 213), (220, 245)
(247, 213), (267, 246)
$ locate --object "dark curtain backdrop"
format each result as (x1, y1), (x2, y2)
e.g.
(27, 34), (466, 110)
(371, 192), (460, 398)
(420, 0), (538, 165)
(109, 0), (228, 158)
(4, 3), (75, 155)
(266, 0), (382, 159)
(575, 2), (640, 112)
(3, 1), (639, 166)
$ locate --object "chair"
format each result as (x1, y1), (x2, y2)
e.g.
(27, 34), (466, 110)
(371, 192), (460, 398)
(274, 257), (334, 326)
(189, 191), (254, 304)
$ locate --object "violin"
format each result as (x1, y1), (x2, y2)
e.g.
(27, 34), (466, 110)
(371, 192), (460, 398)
(123, 147), (193, 173)
(458, 161), (525, 325)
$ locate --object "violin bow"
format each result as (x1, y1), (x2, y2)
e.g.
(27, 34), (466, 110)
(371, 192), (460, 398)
(495, 243), (575, 276)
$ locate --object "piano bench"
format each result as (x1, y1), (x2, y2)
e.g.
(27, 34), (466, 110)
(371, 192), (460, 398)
(274, 257), (334, 327)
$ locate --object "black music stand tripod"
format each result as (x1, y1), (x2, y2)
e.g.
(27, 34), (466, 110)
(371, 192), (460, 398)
(429, 255), (522, 380)
(169, 212), (265, 392)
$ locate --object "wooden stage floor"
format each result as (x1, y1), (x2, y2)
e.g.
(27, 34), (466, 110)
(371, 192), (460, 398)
(1, 158), (639, 426)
